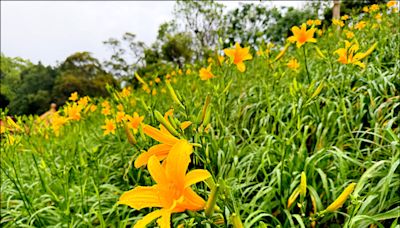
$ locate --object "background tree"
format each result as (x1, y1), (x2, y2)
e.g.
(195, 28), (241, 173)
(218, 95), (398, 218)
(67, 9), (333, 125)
(52, 52), (117, 105)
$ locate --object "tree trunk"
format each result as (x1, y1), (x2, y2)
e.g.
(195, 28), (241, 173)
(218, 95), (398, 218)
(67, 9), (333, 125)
(333, 0), (340, 20)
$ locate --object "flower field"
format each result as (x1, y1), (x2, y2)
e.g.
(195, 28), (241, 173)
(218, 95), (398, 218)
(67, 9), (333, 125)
(1, 2), (399, 227)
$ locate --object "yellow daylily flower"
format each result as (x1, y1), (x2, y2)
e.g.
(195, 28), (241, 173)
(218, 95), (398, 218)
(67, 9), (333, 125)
(287, 58), (300, 70)
(69, 92), (78, 102)
(223, 42), (253, 72)
(199, 64), (215, 80)
(119, 140), (211, 228)
(102, 119), (116, 135)
(287, 23), (317, 48)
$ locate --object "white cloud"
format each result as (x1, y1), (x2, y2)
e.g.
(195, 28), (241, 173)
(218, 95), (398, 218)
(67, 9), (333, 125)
(1, 1), (303, 66)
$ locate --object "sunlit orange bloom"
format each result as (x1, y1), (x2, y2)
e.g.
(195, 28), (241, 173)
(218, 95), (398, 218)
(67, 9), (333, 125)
(126, 112), (144, 133)
(314, 19), (321, 25)
(121, 87), (131, 98)
(116, 111), (126, 123)
(306, 19), (314, 26)
(287, 23), (317, 48)
(134, 124), (181, 168)
(223, 42), (253, 72)
(334, 41), (377, 68)
(178, 69), (183, 75)
(89, 104), (96, 112)
(52, 113), (68, 136)
(101, 107), (111, 116)
(341, 15), (349, 20)
(152, 89), (157, 96)
(185, 69), (191, 75)
(66, 103), (82, 121)
(102, 119), (116, 135)
(363, 6), (369, 13)
(149, 81), (154, 86)
(119, 140), (211, 228)
(69, 92), (78, 102)
(101, 100), (110, 108)
(77, 96), (89, 106)
(369, 4), (379, 12)
(207, 57), (214, 63)
(199, 64), (215, 80)
(287, 58), (300, 70)
(165, 73), (171, 79)
(218, 55), (225, 65)
(387, 1), (397, 8)
(345, 31), (355, 39)
(332, 19), (344, 27)
(354, 21), (367, 30)
(375, 13), (382, 20)
(155, 77), (161, 83)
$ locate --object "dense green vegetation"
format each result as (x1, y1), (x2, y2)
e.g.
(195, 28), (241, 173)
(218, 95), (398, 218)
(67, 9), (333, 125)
(1, 1), (399, 227)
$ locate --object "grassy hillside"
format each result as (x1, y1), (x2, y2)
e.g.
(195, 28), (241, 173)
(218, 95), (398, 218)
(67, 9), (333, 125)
(1, 3), (399, 227)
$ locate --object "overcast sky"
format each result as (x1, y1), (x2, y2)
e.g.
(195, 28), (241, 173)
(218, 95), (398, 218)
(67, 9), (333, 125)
(1, 1), (304, 66)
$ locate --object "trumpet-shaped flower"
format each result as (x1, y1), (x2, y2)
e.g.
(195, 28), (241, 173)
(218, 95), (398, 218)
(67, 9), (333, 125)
(135, 124), (181, 168)
(287, 23), (317, 48)
(69, 92), (78, 102)
(355, 21), (367, 30)
(199, 64), (215, 80)
(126, 112), (144, 133)
(223, 42), (253, 72)
(334, 41), (372, 68)
(102, 119), (116, 135)
(119, 140), (211, 228)
(387, 1), (397, 8)
(287, 58), (300, 70)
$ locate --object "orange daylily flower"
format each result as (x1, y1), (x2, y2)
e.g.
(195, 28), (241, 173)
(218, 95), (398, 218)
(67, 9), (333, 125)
(387, 1), (397, 8)
(69, 92), (78, 102)
(116, 111), (126, 123)
(66, 103), (82, 121)
(288, 23), (317, 48)
(334, 41), (378, 68)
(119, 140), (211, 228)
(134, 124), (180, 168)
(102, 119), (116, 135)
(287, 58), (300, 70)
(223, 42), (253, 72)
(354, 21), (367, 30)
(199, 64), (215, 80)
(126, 112), (144, 133)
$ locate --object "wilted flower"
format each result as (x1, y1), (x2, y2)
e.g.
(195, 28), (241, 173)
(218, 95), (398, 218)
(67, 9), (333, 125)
(287, 23), (317, 48)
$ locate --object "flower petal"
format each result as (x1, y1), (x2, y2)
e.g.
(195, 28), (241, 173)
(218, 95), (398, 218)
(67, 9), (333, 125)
(156, 211), (171, 228)
(133, 209), (164, 228)
(148, 156), (168, 184)
(143, 124), (179, 145)
(184, 169), (211, 188)
(134, 144), (172, 168)
(236, 62), (246, 72)
(179, 188), (206, 211)
(166, 140), (192, 189)
(119, 186), (162, 210)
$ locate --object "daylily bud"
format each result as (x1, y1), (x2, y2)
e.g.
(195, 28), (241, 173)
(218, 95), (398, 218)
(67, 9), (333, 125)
(273, 43), (290, 62)
(323, 183), (356, 213)
(166, 81), (185, 109)
(311, 81), (324, 99)
(124, 124), (136, 145)
(300, 172), (307, 198)
(231, 213), (244, 228)
(205, 184), (220, 217)
(154, 110), (180, 137)
(200, 95), (211, 125)
(288, 187), (300, 208)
